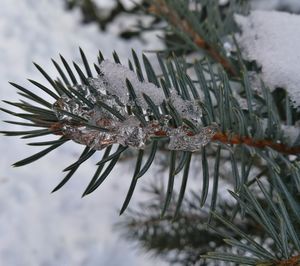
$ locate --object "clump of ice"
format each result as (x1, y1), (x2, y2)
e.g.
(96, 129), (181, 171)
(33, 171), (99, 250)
(235, 10), (300, 107)
(116, 116), (149, 149)
(53, 88), (214, 152)
(167, 124), (219, 152)
(53, 85), (153, 150)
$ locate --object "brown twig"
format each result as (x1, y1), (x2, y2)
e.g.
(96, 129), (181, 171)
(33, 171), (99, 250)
(275, 255), (300, 266)
(212, 132), (300, 155)
(154, 129), (300, 155)
(148, 0), (238, 76)
(50, 119), (300, 155)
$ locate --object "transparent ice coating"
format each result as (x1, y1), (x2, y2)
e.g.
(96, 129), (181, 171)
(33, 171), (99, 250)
(52, 61), (216, 151)
(53, 91), (217, 151)
(53, 92), (120, 150)
(61, 126), (117, 150)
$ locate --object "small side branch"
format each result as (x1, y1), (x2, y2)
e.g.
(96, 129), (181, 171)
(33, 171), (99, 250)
(212, 132), (300, 155)
(148, 0), (238, 76)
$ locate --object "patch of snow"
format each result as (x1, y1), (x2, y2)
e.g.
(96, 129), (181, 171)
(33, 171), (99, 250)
(258, 119), (300, 146)
(235, 10), (300, 107)
(98, 60), (166, 107)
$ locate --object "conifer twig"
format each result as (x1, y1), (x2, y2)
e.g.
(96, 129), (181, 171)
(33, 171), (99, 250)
(211, 132), (300, 155)
(148, 0), (238, 76)
(48, 119), (300, 155)
(153, 129), (300, 155)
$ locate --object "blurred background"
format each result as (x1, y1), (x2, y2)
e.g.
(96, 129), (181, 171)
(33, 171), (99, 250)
(0, 0), (300, 265)
(0, 1), (166, 265)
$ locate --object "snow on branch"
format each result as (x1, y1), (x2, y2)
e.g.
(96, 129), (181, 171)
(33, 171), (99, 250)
(235, 10), (300, 107)
(91, 60), (166, 108)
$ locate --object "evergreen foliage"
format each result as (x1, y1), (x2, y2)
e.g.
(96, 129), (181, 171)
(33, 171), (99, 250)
(1, 0), (300, 265)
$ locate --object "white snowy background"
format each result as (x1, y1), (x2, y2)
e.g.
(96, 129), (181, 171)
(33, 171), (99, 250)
(0, 0), (167, 265)
(0, 1), (299, 266)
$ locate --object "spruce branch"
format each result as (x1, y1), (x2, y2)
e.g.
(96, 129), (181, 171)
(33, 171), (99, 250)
(202, 180), (300, 266)
(117, 182), (262, 266)
(1, 48), (299, 217)
(1, 1), (300, 265)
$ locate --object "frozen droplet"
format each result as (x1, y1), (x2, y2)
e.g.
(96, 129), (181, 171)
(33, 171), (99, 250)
(53, 89), (126, 150)
(168, 124), (218, 151)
